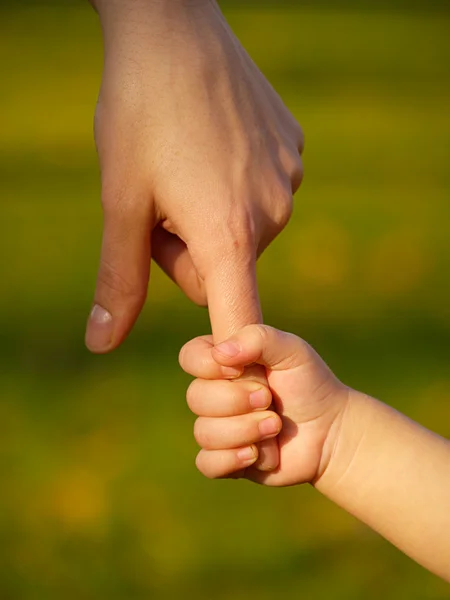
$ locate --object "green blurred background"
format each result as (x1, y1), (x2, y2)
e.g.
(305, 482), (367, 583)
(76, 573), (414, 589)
(1, 2), (450, 598)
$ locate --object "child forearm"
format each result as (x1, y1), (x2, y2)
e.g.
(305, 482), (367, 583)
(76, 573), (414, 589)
(316, 391), (450, 581)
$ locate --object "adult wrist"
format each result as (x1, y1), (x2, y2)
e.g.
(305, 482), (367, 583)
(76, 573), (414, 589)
(92, 0), (215, 54)
(91, 0), (211, 20)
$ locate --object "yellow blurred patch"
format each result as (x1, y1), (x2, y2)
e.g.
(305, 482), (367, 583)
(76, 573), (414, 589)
(365, 230), (432, 297)
(294, 219), (351, 286)
(50, 468), (107, 531)
(122, 482), (198, 582)
(416, 380), (450, 437)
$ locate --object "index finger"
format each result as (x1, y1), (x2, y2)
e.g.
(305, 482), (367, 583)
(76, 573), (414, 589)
(202, 241), (280, 473)
(179, 336), (243, 380)
(205, 246), (261, 343)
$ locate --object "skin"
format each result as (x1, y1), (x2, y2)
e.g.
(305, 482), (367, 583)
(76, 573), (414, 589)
(179, 325), (450, 582)
(86, 0), (303, 471)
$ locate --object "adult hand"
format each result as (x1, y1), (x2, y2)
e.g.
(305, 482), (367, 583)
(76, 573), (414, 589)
(85, 0), (303, 352)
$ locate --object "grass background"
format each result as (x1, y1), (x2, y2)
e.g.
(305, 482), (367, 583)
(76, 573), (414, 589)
(1, 2), (450, 598)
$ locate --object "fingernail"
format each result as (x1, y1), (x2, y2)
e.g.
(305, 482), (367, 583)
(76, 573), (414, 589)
(86, 304), (113, 352)
(259, 417), (281, 438)
(256, 461), (278, 473)
(214, 342), (240, 358)
(249, 388), (270, 410)
(237, 446), (257, 464)
(222, 367), (242, 379)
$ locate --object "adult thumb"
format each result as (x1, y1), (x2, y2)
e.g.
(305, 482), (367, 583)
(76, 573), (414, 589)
(85, 196), (152, 354)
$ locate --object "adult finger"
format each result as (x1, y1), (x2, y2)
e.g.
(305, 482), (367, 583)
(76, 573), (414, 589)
(152, 226), (207, 307)
(85, 185), (153, 354)
(202, 238), (280, 472)
(204, 239), (262, 343)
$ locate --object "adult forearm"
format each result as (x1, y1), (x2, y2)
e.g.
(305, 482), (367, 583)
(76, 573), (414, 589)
(89, 0), (169, 13)
(89, 0), (212, 19)
(316, 391), (450, 581)
(89, 0), (217, 58)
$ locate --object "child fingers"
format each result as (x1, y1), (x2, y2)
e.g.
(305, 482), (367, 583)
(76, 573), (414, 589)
(179, 336), (242, 380)
(187, 379), (272, 417)
(195, 446), (258, 479)
(194, 411), (282, 451)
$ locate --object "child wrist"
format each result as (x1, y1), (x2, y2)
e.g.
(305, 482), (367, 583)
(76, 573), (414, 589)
(312, 386), (354, 490)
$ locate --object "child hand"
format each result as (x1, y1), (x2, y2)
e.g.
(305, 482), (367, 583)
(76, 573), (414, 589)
(179, 326), (349, 486)
(181, 327), (450, 580)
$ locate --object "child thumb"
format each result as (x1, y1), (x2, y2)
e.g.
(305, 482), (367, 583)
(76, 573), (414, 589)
(211, 325), (311, 371)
